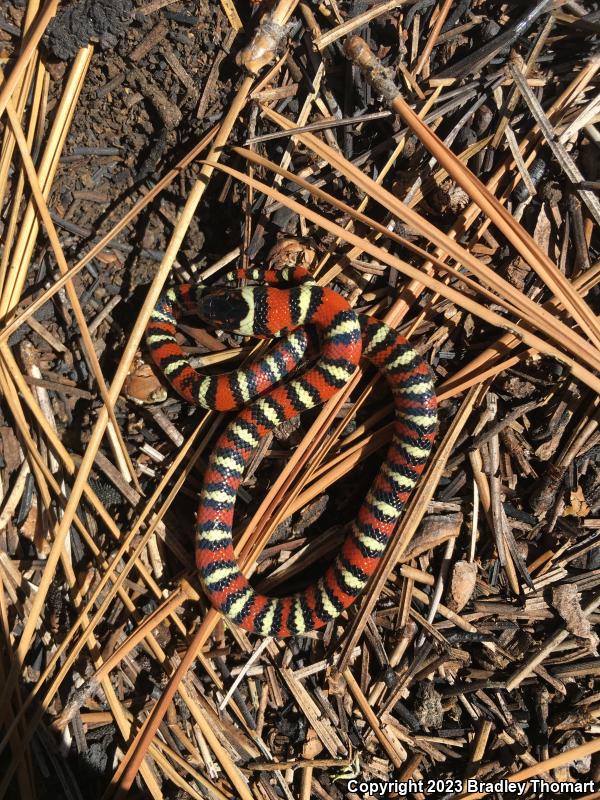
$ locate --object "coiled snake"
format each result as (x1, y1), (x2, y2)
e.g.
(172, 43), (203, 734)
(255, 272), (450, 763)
(146, 266), (437, 637)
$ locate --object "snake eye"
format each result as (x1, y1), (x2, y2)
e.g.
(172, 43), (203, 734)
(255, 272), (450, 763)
(197, 289), (250, 330)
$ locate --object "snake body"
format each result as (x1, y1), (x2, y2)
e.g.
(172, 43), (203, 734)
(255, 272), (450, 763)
(146, 267), (437, 637)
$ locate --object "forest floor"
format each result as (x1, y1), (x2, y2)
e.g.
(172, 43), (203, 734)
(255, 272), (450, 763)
(0, 0), (600, 798)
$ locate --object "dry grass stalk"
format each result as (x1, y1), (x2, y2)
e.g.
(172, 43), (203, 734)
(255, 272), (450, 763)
(380, 68), (600, 344)
(0, 410), (218, 773)
(5, 98), (138, 487)
(412, 0), (453, 77)
(248, 109), (600, 374)
(0, 0), (58, 117)
(443, 254), (600, 397)
(1, 46), (93, 316)
(0, 125), (218, 346)
(0, 55), (43, 289)
(395, 54), (598, 335)
(218, 0), (243, 31)
(208, 158), (600, 394)
(0, 363), (165, 799)
(460, 735), (600, 799)
(314, 0), (409, 50)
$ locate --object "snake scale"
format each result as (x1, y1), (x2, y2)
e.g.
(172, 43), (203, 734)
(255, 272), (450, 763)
(146, 266), (437, 637)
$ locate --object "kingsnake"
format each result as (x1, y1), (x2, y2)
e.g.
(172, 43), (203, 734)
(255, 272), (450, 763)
(146, 266), (437, 637)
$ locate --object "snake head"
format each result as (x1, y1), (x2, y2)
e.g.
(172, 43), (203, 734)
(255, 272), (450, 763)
(197, 287), (253, 335)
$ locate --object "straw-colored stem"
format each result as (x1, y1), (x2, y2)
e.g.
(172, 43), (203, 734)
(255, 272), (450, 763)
(0, 343), (183, 635)
(209, 160), (600, 395)
(0, 125), (218, 345)
(393, 54), (598, 326)
(0, 72), (251, 719)
(0, 363), (164, 799)
(7, 74), (253, 798)
(459, 735), (600, 799)
(233, 143), (596, 373)
(5, 98), (139, 487)
(412, 0), (453, 77)
(0, 0), (57, 118)
(255, 107), (600, 376)
(1, 46), (92, 316)
(104, 618), (255, 800)
(444, 256), (600, 397)
(346, 36), (600, 352)
(0, 55), (40, 289)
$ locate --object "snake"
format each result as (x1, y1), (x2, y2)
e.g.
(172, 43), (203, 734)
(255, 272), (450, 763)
(146, 266), (437, 637)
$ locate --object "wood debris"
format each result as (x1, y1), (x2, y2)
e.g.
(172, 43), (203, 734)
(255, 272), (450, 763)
(0, 0), (599, 797)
